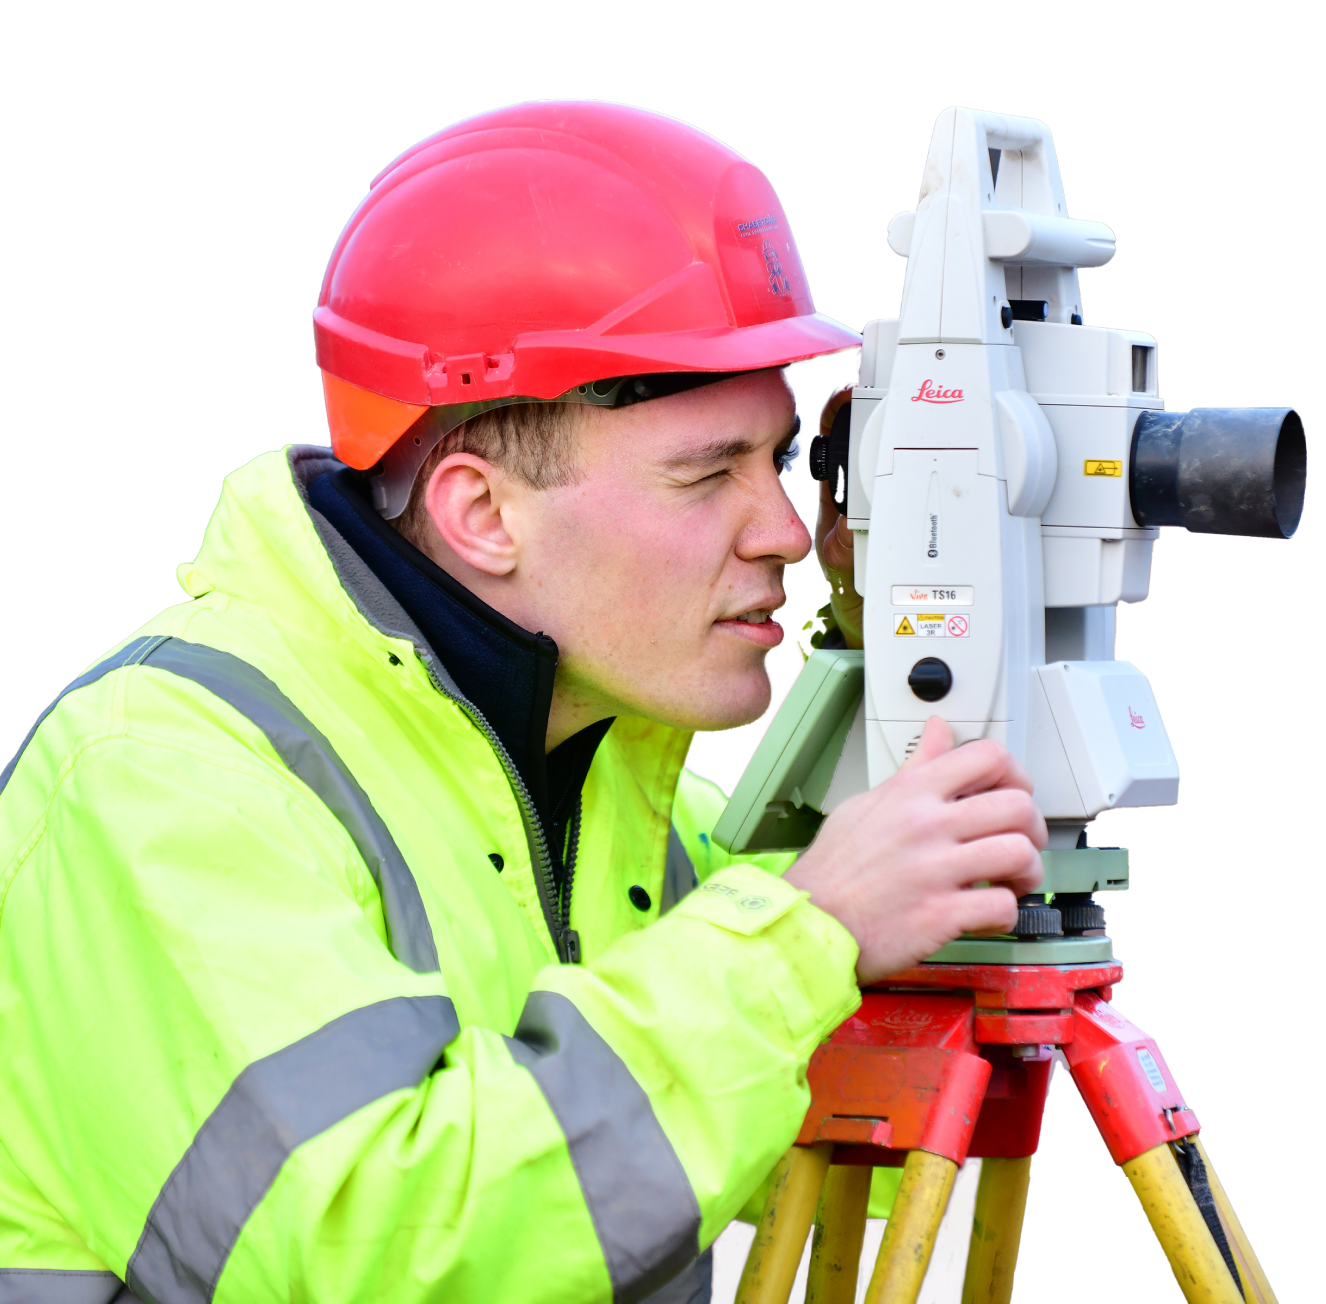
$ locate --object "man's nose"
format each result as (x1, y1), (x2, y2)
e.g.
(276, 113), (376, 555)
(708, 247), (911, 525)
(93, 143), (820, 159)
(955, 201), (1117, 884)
(736, 476), (813, 564)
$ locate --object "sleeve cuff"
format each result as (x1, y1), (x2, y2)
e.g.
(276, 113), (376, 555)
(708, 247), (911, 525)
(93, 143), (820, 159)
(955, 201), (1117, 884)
(670, 864), (861, 1054)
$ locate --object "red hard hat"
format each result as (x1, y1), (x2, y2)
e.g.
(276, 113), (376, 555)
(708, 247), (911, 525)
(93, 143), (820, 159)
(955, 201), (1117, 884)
(315, 101), (859, 470)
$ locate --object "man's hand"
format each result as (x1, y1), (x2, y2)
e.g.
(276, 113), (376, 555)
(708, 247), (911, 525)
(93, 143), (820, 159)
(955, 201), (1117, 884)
(783, 716), (1047, 985)
(815, 386), (862, 647)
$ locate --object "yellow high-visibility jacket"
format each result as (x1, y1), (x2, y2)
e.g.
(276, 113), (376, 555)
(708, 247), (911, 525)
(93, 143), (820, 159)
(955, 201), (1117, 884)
(0, 447), (865, 1303)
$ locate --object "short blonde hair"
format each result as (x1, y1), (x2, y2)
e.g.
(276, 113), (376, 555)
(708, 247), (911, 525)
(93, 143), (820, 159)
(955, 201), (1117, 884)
(392, 403), (582, 544)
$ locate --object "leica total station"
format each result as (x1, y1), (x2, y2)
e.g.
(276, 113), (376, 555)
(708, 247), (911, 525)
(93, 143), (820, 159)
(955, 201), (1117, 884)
(718, 108), (1304, 1304)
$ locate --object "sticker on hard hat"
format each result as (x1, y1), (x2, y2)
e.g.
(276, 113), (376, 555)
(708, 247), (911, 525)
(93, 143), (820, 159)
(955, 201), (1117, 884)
(735, 214), (779, 238)
(895, 612), (970, 637)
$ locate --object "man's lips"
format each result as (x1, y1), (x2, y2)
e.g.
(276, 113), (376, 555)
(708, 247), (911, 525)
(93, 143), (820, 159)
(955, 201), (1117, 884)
(714, 602), (785, 649)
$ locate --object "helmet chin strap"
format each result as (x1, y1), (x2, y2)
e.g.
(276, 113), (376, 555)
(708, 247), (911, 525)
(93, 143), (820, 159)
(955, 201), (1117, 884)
(368, 371), (749, 519)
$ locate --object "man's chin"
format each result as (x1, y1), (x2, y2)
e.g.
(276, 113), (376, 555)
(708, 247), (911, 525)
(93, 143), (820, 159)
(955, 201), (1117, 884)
(652, 667), (773, 733)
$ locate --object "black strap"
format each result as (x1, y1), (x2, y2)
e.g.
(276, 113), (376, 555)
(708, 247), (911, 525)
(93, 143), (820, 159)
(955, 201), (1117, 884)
(1174, 1140), (1244, 1298)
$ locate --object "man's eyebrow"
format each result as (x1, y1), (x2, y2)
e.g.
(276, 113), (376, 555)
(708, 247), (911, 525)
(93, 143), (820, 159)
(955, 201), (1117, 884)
(660, 437), (758, 470)
(660, 423), (799, 471)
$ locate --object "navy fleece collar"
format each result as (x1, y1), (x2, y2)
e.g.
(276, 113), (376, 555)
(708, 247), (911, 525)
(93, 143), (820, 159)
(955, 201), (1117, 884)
(307, 469), (612, 843)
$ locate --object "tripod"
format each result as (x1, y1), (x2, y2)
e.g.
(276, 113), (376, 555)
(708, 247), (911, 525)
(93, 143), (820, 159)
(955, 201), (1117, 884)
(733, 959), (1274, 1304)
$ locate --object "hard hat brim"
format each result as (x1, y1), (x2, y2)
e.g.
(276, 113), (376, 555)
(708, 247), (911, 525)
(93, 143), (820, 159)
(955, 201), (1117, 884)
(322, 312), (862, 471)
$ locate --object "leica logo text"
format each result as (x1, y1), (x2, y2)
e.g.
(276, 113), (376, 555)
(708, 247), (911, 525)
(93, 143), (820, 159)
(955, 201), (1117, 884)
(877, 1008), (934, 1030)
(911, 380), (965, 404)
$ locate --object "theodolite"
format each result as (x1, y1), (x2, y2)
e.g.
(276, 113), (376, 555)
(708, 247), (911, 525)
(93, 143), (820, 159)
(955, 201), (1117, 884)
(718, 107), (1304, 1304)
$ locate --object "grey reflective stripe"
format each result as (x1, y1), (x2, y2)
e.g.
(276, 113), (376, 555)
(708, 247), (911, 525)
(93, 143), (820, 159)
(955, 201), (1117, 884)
(660, 827), (698, 916)
(0, 1270), (140, 1303)
(0, 635), (167, 795)
(510, 991), (701, 1304)
(0, 635), (439, 976)
(638, 1247), (712, 1304)
(137, 638), (440, 975)
(126, 995), (457, 1304)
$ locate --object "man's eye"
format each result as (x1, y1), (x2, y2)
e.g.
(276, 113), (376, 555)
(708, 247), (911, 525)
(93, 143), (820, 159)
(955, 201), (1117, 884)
(775, 439), (800, 475)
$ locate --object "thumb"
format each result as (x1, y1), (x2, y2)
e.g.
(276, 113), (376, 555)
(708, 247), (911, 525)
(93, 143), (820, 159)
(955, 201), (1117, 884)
(820, 500), (855, 573)
(901, 715), (955, 770)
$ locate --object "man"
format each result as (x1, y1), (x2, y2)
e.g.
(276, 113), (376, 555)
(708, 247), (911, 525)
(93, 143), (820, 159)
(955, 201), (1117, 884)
(0, 103), (1044, 1304)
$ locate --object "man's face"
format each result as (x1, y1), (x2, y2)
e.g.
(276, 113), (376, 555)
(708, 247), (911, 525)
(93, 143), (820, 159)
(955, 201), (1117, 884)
(499, 370), (810, 733)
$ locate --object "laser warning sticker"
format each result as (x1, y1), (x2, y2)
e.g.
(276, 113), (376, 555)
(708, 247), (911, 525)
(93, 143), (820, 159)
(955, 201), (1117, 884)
(1084, 459), (1123, 477)
(894, 612), (970, 637)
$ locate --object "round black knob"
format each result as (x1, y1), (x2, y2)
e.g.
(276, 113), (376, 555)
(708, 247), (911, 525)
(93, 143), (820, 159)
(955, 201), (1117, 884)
(808, 434), (830, 481)
(1056, 893), (1106, 933)
(908, 657), (952, 702)
(1000, 304), (1013, 329)
(1013, 896), (1063, 937)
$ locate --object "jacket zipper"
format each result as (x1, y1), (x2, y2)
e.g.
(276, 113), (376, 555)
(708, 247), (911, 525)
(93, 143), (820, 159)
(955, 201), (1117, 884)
(559, 797), (583, 964)
(419, 659), (579, 963)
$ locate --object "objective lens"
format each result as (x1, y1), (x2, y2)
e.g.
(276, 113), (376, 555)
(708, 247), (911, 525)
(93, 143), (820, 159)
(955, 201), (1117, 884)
(1130, 407), (1305, 538)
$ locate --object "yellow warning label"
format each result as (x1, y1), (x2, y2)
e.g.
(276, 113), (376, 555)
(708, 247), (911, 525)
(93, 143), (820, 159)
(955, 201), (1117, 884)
(894, 615), (916, 636)
(1084, 459), (1123, 477)
(917, 613), (944, 622)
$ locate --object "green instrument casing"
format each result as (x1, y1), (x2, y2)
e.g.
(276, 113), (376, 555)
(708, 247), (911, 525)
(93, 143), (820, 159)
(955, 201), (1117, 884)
(712, 649), (863, 854)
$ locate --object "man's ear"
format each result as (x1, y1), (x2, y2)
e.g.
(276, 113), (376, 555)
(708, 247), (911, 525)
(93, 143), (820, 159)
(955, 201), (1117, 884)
(422, 454), (518, 576)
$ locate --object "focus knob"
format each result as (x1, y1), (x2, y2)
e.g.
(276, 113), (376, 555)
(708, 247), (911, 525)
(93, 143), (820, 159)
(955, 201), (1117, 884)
(808, 434), (830, 481)
(811, 403), (852, 514)
(908, 657), (952, 702)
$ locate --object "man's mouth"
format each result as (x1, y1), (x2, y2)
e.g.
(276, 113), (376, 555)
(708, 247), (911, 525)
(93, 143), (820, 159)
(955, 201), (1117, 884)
(715, 604), (784, 648)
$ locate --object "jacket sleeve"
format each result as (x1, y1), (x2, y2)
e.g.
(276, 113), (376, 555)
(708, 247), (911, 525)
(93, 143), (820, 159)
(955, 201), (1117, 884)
(0, 697), (860, 1302)
(669, 765), (902, 1223)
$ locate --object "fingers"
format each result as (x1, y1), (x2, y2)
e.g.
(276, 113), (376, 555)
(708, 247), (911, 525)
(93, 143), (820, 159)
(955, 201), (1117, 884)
(908, 735), (1036, 800)
(813, 475), (865, 648)
(818, 489), (855, 574)
(901, 715), (954, 770)
(945, 832), (1045, 892)
(949, 886), (1021, 937)
(945, 786), (1048, 848)
(814, 479), (838, 550)
(819, 384), (853, 438)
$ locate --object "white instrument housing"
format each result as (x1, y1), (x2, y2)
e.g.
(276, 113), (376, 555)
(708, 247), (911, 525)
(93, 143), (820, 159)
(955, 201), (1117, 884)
(848, 107), (1179, 820)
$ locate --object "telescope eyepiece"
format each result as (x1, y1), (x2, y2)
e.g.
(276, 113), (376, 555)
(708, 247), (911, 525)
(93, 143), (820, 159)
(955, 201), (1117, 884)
(1130, 407), (1306, 538)
(809, 402), (853, 515)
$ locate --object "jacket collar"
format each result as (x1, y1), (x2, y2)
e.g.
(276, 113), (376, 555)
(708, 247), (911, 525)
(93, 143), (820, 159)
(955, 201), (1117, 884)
(307, 466), (618, 837)
(180, 446), (685, 845)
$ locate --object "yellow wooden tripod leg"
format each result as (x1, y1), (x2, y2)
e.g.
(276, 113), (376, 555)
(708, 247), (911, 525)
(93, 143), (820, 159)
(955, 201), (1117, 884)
(1193, 1138), (1278, 1304)
(961, 1156), (1031, 1304)
(862, 1150), (958, 1304)
(1123, 1143), (1244, 1304)
(806, 1164), (873, 1304)
(736, 1144), (834, 1304)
